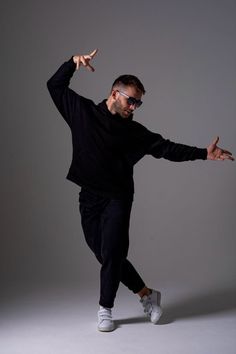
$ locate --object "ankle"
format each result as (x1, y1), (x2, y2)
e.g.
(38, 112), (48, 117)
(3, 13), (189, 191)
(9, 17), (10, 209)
(138, 286), (151, 298)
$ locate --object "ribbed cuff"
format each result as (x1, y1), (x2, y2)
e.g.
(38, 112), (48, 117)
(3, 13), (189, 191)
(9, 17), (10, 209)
(196, 148), (208, 160)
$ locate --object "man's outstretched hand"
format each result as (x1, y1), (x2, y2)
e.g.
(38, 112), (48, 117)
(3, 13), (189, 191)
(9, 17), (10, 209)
(73, 49), (98, 71)
(207, 137), (234, 161)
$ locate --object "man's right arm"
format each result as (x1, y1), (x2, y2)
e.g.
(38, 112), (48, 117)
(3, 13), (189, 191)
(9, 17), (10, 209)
(47, 50), (98, 128)
(47, 57), (78, 128)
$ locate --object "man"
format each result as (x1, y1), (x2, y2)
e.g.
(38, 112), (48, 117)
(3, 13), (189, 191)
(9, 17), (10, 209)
(47, 49), (234, 332)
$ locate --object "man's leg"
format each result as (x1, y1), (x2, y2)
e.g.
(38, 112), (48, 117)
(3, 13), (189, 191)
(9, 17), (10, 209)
(100, 199), (162, 323)
(99, 198), (133, 308)
(120, 258), (146, 294)
(79, 189), (116, 331)
(120, 259), (162, 323)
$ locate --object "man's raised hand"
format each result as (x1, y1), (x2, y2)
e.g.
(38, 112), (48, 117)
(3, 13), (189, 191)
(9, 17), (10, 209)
(73, 49), (98, 72)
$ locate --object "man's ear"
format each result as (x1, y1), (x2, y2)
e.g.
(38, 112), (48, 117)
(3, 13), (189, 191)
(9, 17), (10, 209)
(111, 89), (118, 100)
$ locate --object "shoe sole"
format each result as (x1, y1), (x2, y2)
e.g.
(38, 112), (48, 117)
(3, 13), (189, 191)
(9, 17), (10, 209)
(97, 325), (115, 332)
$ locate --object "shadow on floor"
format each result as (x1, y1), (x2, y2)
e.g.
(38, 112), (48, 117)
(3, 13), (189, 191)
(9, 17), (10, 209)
(115, 316), (149, 327)
(159, 288), (236, 324)
(115, 288), (236, 326)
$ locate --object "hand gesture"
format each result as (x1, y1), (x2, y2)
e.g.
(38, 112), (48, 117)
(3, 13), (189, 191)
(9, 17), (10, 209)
(73, 49), (98, 72)
(207, 137), (234, 161)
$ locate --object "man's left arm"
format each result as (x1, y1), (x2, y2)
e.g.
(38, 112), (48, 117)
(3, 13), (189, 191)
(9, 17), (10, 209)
(147, 132), (234, 162)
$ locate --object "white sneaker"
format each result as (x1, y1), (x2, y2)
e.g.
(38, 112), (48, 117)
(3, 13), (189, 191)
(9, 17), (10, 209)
(97, 306), (115, 332)
(140, 289), (163, 324)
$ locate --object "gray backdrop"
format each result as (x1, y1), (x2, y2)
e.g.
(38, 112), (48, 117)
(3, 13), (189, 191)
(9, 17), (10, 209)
(1, 0), (235, 297)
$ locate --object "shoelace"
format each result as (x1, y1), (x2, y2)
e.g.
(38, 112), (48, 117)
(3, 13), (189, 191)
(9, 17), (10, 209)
(141, 295), (153, 316)
(98, 308), (112, 321)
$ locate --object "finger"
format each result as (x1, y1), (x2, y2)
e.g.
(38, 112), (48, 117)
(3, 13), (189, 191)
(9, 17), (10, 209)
(222, 149), (232, 156)
(73, 56), (80, 70)
(85, 62), (95, 72)
(212, 136), (219, 146)
(217, 152), (234, 161)
(89, 48), (98, 58)
(217, 153), (226, 160)
(81, 49), (98, 61)
(218, 148), (234, 160)
(84, 58), (95, 72)
(80, 56), (95, 72)
(80, 55), (88, 67)
(76, 57), (80, 70)
(223, 154), (235, 161)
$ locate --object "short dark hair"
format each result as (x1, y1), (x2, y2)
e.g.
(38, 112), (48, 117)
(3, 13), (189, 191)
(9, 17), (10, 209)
(111, 74), (146, 94)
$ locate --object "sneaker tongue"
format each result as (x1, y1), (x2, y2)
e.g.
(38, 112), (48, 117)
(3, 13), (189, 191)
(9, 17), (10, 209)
(100, 306), (111, 310)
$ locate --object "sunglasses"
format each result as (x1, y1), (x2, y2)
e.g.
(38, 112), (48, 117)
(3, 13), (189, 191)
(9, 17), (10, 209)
(117, 90), (143, 108)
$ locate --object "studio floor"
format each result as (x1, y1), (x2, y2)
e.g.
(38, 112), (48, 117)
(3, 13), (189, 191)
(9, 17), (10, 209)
(1, 284), (236, 354)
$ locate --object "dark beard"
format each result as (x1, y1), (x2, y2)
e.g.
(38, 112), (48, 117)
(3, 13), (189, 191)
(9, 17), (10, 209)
(111, 101), (131, 118)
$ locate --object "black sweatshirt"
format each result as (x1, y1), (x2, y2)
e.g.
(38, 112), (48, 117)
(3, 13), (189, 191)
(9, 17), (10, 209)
(47, 57), (207, 199)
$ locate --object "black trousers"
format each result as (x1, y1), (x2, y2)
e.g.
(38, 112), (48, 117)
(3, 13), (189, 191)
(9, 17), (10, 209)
(79, 188), (145, 308)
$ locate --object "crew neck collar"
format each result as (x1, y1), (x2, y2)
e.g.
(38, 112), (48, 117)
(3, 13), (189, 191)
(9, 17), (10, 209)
(98, 100), (134, 121)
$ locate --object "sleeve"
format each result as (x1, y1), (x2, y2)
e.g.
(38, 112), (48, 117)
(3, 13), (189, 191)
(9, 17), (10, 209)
(146, 131), (207, 161)
(47, 56), (79, 128)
